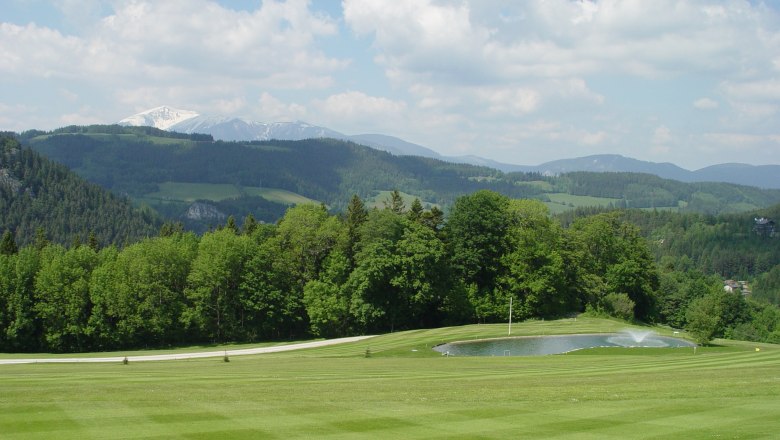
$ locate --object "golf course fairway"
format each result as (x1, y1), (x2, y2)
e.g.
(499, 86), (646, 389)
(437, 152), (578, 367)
(1, 317), (778, 439)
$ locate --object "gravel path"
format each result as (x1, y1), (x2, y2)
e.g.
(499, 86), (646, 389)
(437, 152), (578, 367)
(0, 335), (375, 364)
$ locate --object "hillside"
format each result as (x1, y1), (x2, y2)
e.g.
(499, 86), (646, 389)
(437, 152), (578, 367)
(0, 134), (160, 246)
(18, 125), (780, 228)
(117, 107), (780, 189)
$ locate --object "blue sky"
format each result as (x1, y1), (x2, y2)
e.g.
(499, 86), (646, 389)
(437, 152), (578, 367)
(1, 0), (779, 169)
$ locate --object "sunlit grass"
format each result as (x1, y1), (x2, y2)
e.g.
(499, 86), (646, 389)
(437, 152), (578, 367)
(1, 317), (778, 439)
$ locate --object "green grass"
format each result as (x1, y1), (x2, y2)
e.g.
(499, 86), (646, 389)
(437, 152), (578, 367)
(242, 187), (319, 206)
(546, 193), (623, 207)
(1, 317), (779, 439)
(146, 182), (241, 202)
(142, 182), (319, 205)
(544, 193), (684, 214)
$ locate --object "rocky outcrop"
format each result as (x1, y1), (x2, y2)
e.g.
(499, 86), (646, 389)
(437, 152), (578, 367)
(185, 202), (226, 221)
(0, 168), (22, 194)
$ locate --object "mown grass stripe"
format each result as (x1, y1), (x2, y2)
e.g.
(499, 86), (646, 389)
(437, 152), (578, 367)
(1, 318), (777, 439)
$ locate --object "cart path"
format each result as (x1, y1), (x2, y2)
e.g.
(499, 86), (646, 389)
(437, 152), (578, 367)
(0, 335), (375, 364)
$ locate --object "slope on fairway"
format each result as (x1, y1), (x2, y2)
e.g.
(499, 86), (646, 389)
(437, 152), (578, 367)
(1, 318), (778, 439)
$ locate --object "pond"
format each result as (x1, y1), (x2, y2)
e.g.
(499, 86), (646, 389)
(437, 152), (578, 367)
(433, 331), (695, 357)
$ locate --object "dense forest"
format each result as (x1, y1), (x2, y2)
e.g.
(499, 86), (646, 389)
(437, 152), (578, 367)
(0, 134), (160, 246)
(2, 190), (778, 353)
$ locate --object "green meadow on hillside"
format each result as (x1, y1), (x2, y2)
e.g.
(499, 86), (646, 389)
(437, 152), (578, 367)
(544, 193), (625, 214)
(143, 182), (319, 205)
(1, 318), (778, 439)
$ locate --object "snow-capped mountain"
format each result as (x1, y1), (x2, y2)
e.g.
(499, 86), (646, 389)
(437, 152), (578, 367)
(118, 106), (199, 130)
(119, 107), (348, 143)
(117, 106), (437, 154)
(169, 115), (346, 142)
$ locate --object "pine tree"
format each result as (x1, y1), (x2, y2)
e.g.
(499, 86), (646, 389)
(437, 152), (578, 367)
(34, 227), (49, 250)
(87, 231), (100, 251)
(421, 206), (444, 231)
(159, 221), (184, 237)
(384, 189), (405, 214)
(408, 198), (424, 222)
(242, 213), (258, 236)
(226, 215), (239, 234)
(346, 194), (368, 261)
(0, 229), (18, 255)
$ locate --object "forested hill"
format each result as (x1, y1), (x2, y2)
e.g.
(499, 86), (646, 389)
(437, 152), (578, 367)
(19, 125), (780, 228)
(0, 134), (160, 246)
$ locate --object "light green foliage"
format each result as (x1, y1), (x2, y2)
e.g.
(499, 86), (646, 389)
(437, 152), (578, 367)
(0, 247), (39, 351)
(34, 245), (99, 352)
(445, 190), (512, 321)
(501, 200), (577, 319)
(600, 292), (636, 321)
(184, 229), (253, 341)
(686, 295), (722, 344)
(303, 252), (351, 337)
(570, 213), (658, 320)
(241, 205), (345, 339)
(273, 204), (345, 284)
(89, 234), (197, 348)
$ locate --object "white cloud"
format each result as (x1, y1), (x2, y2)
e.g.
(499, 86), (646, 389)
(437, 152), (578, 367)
(477, 87), (540, 116)
(582, 130), (608, 146)
(313, 91), (407, 133)
(1, 1), (346, 100)
(59, 108), (101, 126)
(653, 125), (672, 144)
(704, 132), (779, 146)
(694, 98), (719, 110)
(257, 92), (307, 121)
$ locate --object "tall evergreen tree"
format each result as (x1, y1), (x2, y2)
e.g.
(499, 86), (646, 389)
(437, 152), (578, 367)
(225, 215), (239, 234)
(242, 213), (258, 236)
(385, 189), (405, 214)
(0, 230), (17, 255)
(345, 194), (368, 262)
(408, 198), (424, 222)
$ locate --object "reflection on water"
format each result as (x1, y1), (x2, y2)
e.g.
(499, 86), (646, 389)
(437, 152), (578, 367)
(433, 333), (695, 357)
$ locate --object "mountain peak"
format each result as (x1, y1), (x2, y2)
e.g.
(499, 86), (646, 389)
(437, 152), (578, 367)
(118, 106), (199, 130)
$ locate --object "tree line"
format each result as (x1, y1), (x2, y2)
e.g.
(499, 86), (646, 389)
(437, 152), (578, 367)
(3, 189), (778, 352)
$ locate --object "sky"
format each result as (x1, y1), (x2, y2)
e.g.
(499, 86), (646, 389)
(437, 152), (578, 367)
(1, 0), (779, 170)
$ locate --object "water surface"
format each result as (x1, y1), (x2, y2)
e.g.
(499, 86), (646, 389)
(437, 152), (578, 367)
(433, 333), (695, 357)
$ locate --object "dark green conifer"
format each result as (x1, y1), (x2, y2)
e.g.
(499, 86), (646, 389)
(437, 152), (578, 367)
(0, 229), (18, 255)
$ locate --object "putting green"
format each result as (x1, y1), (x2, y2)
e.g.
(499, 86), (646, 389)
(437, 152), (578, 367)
(1, 318), (778, 439)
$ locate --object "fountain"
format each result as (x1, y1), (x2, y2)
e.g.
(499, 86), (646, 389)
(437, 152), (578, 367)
(606, 329), (669, 347)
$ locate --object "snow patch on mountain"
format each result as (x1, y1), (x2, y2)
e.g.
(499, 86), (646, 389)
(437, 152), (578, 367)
(118, 106), (200, 130)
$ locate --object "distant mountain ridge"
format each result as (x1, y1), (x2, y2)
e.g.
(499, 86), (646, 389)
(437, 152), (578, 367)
(528, 155), (780, 190)
(118, 106), (780, 189)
